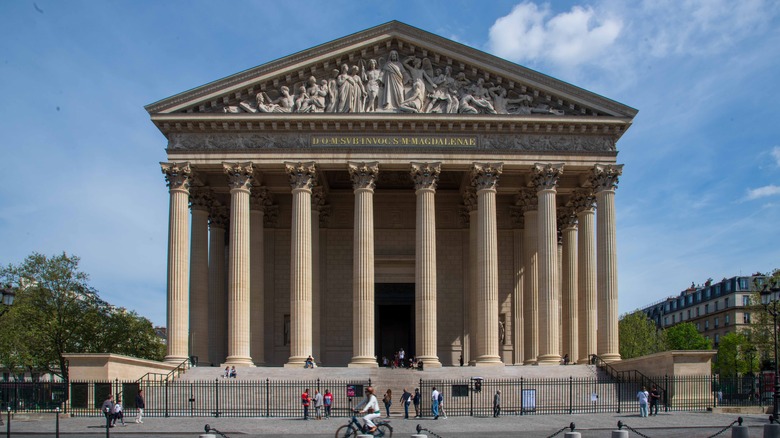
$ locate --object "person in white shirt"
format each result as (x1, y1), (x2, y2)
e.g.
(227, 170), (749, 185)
(636, 386), (649, 417)
(355, 386), (381, 432)
(112, 399), (125, 426)
(431, 386), (440, 419)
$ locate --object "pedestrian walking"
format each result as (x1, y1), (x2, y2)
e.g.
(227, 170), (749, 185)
(493, 389), (501, 417)
(135, 389), (145, 424)
(431, 386), (440, 419)
(649, 385), (661, 416)
(112, 398), (125, 426)
(101, 394), (115, 429)
(382, 389), (393, 418)
(637, 386), (649, 417)
(301, 388), (312, 420)
(314, 389), (324, 420)
(413, 388), (421, 418)
(324, 389), (333, 419)
(400, 388), (412, 419)
(437, 390), (447, 419)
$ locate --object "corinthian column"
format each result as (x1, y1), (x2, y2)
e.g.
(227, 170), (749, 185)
(463, 189), (478, 365)
(223, 162), (254, 366)
(285, 162), (317, 367)
(572, 190), (597, 364)
(189, 183), (212, 365)
(250, 186), (271, 366)
(311, 186), (327, 364)
(411, 162), (442, 368)
(161, 162), (192, 364)
(533, 163), (564, 365)
(509, 206), (524, 365)
(592, 164), (623, 362)
(348, 161), (379, 367)
(516, 189), (538, 364)
(208, 202), (228, 365)
(559, 206), (578, 363)
(471, 162), (503, 366)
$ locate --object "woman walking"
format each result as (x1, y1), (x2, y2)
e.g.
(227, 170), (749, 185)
(382, 389), (393, 418)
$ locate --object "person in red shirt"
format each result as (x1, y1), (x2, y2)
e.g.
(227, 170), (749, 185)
(301, 388), (311, 420)
(323, 389), (334, 419)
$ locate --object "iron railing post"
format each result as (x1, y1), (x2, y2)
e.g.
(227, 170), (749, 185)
(214, 379), (219, 418)
(569, 376), (573, 415)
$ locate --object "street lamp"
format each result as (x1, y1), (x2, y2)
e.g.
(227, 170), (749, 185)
(759, 278), (780, 420)
(0, 285), (15, 317)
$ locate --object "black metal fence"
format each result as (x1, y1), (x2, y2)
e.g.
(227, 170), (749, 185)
(0, 374), (770, 417)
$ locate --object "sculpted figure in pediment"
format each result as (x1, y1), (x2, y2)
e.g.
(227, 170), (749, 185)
(326, 69), (339, 113)
(361, 59), (383, 112)
(489, 85), (533, 115)
(425, 65), (459, 113)
(398, 78), (425, 113)
(336, 64), (365, 113)
(459, 77), (496, 114)
(379, 50), (408, 111)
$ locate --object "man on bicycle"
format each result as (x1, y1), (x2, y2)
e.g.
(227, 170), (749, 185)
(354, 386), (381, 433)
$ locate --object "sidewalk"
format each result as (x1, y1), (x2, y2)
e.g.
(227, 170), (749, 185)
(5, 411), (773, 438)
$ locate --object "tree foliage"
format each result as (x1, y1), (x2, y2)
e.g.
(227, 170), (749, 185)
(715, 331), (757, 376)
(619, 311), (666, 359)
(0, 252), (164, 381)
(748, 269), (780, 370)
(664, 322), (712, 350)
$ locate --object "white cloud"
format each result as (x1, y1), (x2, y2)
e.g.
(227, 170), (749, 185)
(772, 146), (780, 167)
(747, 185), (780, 200)
(488, 2), (622, 68)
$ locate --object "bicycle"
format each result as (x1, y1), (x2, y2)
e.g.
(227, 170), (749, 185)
(334, 413), (393, 437)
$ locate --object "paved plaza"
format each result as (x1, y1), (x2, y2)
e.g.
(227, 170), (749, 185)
(5, 411), (773, 437)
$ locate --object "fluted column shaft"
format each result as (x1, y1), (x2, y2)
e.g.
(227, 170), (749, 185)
(523, 206), (539, 365)
(189, 187), (211, 364)
(412, 162), (442, 367)
(208, 204), (227, 365)
(349, 162), (379, 367)
(465, 190), (478, 366)
(285, 162), (317, 366)
(534, 163), (564, 365)
(250, 187), (270, 366)
(311, 187), (326, 364)
(224, 162), (253, 366)
(161, 162), (191, 364)
(512, 225), (525, 365)
(593, 165), (623, 362)
(472, 162), (503, 366)
(574, 192), (597, 364)
(561, 220), (578, 363)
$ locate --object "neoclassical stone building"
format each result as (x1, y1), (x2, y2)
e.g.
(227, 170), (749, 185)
(147, 22), (636, 368)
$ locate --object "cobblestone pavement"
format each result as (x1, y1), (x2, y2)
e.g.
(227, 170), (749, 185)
(4, 411), (773, 437)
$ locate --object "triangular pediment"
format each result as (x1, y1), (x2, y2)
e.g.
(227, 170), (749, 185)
(146, 21), (636, 120)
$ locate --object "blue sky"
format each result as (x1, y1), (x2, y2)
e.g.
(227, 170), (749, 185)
(1, 1), (778, 326)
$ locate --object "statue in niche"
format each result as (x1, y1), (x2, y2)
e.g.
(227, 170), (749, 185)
(488, 85), (533, 115)
(459, 77), (497, 114)
(379, 50), (408, 111)
(326, 68), (340, 113)
(361, 59), (383, 112)
(425, 65), (459, 113)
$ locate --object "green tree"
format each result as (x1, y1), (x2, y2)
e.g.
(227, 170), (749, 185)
(715, 331), (757, 376)
(664, 322), (713, 350)
(619, 311), (666, 359)
(0, 252), (164, 381)
(748, 269), (780, 369)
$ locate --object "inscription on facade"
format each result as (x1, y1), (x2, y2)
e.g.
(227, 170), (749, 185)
(311, 135), (476, 147)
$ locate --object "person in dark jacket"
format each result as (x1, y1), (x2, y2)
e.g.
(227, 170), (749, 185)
(101, 394), (115, 428)
(493, 390), (501, 417)
(135, 390), (145, 424)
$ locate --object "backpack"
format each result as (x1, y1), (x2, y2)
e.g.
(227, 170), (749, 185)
(438, 393), (443, 403)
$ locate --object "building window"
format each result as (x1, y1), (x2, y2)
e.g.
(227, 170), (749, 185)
(696, 322), (700, 331)
(743, 295), (751, 306)
(715, 317), (719, 328)
(705, 289), (711, 299)
(744, 313), (751, 324)
(672, 314), (676, 323)
(664, 316), (669, 325)
(725, 281), (731, 292)
(725, 314), (730, 326)
(724, 297), (729, 308)
(740, 278), (748, 290)
(696, 291), (701, 301)
(687, 309), (691, 319)
(714, 301), (719, 311)
(697, 307), (701, 316)
(705, 320), (709, 330)
(715, 285), (721, 295)
(714, 334), (720, 345)
(705, 304), (710, 314)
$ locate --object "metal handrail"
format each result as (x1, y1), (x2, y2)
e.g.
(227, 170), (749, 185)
(116, 357), (191, 402)
(590, 354), (668, 406)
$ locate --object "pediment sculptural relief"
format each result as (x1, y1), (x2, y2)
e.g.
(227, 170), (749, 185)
(223, 50), (569, 116)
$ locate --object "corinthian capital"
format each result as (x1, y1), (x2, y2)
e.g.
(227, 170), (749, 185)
(510, 206), (525, 228)
(161, 162), (192, 191)
(250, 186), (273, 211)
(223, 162), (254, 191)
(590, 164), (624, 193)
(515, 188), (538, 213)
(348, 161), (379, 190)
(471, 162), (503, 191)
(532, 163), (564, 192)
(189, 184), (213, 211)
(557, 206), (578, 230)
(208, 201), (229, 229)
(410, 162), (441, 191)
(312, 186), (327, 211)
(462, 187), (478, 212)
(570, 189), (596, 214)
(285, 161), (317, 190)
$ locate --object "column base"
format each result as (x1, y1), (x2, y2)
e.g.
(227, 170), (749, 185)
(577, 357), (591, 365)
(523, 359), (538, 365)
(474, 356), (504, 367)
(285, 356), (307, 368)
(416, 356), (442, 368)
(348, 357), (378, 368)
(536, 354), (562, 366)
(598, 352), (621, 363)
(223, 356), (255, 367)
(164, 355), (189, 365)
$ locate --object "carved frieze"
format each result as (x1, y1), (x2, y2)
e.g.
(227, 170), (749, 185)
(470, 162), (503, 192)
(161, 162), (192, 191)
(223, 162), (254, 191)
(590, 164), (624, 193)
(410, 162), (441, 191)
(285, 161), (317, 191)
(348, 161), (379, 190)
(480, 134), (615, 152)
(532, 163), (564, 192)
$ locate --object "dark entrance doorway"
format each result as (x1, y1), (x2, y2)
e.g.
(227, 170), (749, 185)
(375, 283), (415, 366)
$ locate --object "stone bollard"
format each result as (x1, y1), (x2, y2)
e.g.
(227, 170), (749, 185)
(411, 435), (428, 438)
(564, 432), (581, 438)
(199, 435), (217, 438)
(357, 435), (374, 438)
(731, 425), (749, 438)
(611, 431), (629, 438)
(765, 424), (780, 438)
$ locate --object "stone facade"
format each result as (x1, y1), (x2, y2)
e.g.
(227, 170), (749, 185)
(148, 22), (636, 367)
